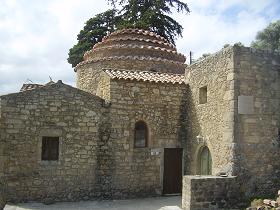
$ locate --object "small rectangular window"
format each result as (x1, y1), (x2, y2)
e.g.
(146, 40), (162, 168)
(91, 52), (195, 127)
(134, 121), (148, 148)
(199, 86), (207, 104)
(41, 137), (59, 161)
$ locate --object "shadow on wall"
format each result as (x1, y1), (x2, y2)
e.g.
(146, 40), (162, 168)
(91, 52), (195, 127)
(95, 108), (115, 199)
(177, 84), (201, 175)
(0, 178), (6, 209)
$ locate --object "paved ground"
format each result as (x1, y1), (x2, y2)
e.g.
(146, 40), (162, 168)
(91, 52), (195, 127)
(4, 196), (182, 210)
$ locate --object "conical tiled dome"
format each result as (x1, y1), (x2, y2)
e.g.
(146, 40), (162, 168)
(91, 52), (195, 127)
(75, 29), (186, 74)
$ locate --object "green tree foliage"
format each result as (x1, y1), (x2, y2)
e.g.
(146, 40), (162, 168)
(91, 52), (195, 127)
(68, 1), (190, 67)
(251, 20), (280, 53)
(67, 9), (119, 67)
(109, 0), (190, 44)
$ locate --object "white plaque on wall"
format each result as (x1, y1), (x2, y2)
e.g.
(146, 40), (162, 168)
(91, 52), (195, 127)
(238, 95), (254, 114)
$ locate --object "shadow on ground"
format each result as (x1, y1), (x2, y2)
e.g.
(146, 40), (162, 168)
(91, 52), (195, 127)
(5, 196), (182, 210)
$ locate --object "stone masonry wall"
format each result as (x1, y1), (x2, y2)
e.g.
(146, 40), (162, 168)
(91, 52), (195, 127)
(96, 71), (111, 101)
(182, 175), (240, 210)
(234, 46), (280, 196)
(0, 82), (110, 203)
(185, 47), (236, 176)
(0, 101), (6, 209)
(186, 45), (280, 199)
(76, 63), (104, 95)
(105, 78), (188, 197)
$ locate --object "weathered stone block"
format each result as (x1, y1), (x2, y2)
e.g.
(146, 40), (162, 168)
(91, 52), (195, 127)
(271, 201), (278, 207)
(246, 207), (257, 210)
(182, 176), (240, 210)
(263, 199), (271, 205)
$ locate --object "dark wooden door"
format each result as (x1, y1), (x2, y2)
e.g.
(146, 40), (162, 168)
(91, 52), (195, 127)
(163, 148), (183, 194)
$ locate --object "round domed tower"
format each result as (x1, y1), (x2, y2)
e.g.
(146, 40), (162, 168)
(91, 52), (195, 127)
(75, 29), (186, 94)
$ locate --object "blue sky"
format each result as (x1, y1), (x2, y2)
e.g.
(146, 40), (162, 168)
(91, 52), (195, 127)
(0, 0), (279, 95)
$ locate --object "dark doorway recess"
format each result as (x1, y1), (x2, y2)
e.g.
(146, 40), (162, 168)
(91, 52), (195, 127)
(163, 148), (183, 195)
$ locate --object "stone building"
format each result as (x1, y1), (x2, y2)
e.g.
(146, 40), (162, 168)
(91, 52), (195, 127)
(0, 29), (280, 207)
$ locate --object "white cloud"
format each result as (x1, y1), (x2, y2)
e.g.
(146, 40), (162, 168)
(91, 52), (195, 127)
(0, 0), (110, 95)
(175, 0), (279, 61)
(0, 0), (279, 94)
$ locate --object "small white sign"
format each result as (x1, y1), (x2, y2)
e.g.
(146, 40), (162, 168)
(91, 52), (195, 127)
(238, 95), (254, 114)
(151, 148), (160, 156)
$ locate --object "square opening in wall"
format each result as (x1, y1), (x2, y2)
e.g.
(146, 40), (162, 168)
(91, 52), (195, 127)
(41, 136), (59, 161)
(199, 86), (207, 104)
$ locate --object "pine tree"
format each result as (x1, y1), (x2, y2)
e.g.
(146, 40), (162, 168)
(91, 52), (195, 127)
(67, 9), (119, 67)
(109, 0), (190, 44)
(68, 1), (190, 67)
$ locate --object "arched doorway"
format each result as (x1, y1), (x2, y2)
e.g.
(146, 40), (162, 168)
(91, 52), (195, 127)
(198, 146), (212, 175)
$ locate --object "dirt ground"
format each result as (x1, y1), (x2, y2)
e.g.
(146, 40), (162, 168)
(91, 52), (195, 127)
(4, 196), (182, 210)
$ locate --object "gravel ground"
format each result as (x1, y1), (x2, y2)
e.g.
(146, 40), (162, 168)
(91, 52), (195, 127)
(4, 196), (182, 210)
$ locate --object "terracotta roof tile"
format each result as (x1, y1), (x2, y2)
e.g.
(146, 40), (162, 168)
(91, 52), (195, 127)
(75, 56), (185, 70)
(103, 69), (185, 84)
(103, 28), (169, 43)
(94, 37), (175, 50)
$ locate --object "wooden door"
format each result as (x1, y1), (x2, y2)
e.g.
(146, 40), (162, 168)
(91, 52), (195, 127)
(163, 148), (183, 194)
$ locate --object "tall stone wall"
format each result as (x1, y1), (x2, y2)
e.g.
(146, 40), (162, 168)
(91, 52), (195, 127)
(105, 78), (188, 197)
(186, 45), (280, 199)
(185, 47), (236, 176)
(0, 82), (109, 203)
(96, 71), (111, 101)
(76, 63), (104, 95)
(0, 101), (7, 209)
(1, 78), (188, 202)
(234, 46), (280, 196)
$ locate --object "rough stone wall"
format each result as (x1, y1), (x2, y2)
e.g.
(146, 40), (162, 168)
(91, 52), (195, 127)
(0, 182), (5, 210)
(185, 47), (236, 176)
(182, 175), (240, 210)
(106, 79), (188, 197)
(0, 82), (109, 203)
(186, 45), (280, 199)
(0, 178), (5, 209)
(76, 63), (104, 95)
(0, 102), (7, 209)
(96, 71), (111, 101)
(234, 46), (280, 196)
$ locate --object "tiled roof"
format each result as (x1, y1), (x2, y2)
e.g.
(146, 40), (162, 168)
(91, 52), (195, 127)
(20, 81), (55, 92)
(103, 28), (169, 43)
(75, 56), (185, 71)
(20, 84), (44, 92)
(94, 37), (175, 50)
(103, 69), (185, 84)
(88, 44), (185, 62)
